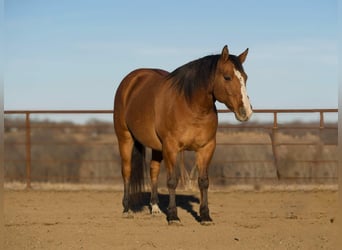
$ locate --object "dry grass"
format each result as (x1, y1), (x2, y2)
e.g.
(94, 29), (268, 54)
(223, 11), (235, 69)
(4, 118), (338, 186)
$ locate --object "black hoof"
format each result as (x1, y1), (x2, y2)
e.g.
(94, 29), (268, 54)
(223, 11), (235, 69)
(200, 206), (212, 222)
(167, 207), (179, 223)
(167, 214), (180, 222)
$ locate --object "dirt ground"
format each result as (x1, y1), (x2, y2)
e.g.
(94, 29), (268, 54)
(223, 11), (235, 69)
(4, 187), (339, 250)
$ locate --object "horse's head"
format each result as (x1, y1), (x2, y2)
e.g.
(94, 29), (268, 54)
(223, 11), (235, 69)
(213, 45), (253, 122)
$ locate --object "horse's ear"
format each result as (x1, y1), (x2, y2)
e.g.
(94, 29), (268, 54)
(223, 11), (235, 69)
(221, 45), (229, 61)
(238, 48), (249, 64)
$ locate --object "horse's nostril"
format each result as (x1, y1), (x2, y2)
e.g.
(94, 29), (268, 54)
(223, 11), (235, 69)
(239, 107), (246, 117)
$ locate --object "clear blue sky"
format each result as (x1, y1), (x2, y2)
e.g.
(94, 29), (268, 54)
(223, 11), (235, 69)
(4, 0), (338, 122)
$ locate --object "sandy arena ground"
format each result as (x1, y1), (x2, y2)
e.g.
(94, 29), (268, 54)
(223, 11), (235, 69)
(4, 187), (339, 250)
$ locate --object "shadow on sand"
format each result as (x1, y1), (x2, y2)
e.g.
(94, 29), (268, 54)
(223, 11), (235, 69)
(130, 192), (201, 222)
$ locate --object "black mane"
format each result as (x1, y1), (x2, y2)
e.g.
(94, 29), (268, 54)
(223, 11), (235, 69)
(168, 53), (243, 101)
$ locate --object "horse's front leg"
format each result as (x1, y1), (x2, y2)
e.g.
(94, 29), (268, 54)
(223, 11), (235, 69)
(196, 139), (216, 225)
(163, 142), (180, 224)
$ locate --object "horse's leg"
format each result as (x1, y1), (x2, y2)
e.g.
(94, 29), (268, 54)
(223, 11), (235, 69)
(150, 150), (163, 215)
(163, 143), (180, 224)
(196, 139), (216, 225)
(117, 135), (134, 216)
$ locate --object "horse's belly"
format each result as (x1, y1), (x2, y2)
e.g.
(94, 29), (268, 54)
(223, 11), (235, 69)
(129, 124), (162, 151)
(125, 106), (162, 151)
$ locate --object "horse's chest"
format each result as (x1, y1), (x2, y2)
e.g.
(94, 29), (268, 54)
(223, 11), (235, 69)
(177, 121), (217, 150)
(157, 99), (218, 150)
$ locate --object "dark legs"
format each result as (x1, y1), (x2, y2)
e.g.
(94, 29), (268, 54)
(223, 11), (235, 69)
(119, 133), (215, 225)
(198, 176), (212, 223)
(163, 139), (215, 225)
(166, 170), (179, 223)
(196, 140), (216, 224)
(163, 143), (180, 224)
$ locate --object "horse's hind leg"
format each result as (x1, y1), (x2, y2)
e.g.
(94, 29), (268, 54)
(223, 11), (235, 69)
(150, 150), (163, 215)
(117, 135), (134, 216)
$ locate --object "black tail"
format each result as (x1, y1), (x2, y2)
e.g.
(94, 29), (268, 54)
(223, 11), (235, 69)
(129, 140), (146, 207)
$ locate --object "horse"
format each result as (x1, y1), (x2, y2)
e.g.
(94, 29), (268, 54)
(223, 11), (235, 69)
(114, 45), (253, 225)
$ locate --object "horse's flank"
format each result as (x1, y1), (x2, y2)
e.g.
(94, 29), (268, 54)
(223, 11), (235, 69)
(114, 68), (169, 151)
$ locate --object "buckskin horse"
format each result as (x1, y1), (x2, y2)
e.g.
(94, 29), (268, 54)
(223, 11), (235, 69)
(114, 45), (252, 225)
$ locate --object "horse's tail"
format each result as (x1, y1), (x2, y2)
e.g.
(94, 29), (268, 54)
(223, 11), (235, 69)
(129, 139), (146, 206)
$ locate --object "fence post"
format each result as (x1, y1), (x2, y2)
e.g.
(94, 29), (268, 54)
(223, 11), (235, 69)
(270, 112), (280, 179)
(319, 111), (324, 129)
(25, 112), (32, 189)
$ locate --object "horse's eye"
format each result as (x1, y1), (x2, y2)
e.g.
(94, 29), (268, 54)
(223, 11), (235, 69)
(224, 76), (231, 81)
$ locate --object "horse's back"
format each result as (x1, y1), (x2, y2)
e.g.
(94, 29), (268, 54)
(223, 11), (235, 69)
(114, 68), (168, 150)
(114, 68), (167, 106)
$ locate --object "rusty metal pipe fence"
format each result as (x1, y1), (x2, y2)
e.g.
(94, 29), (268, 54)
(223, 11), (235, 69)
(4, 109), (338, 189)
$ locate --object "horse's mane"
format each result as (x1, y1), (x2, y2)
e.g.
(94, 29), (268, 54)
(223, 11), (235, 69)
(168, 53), (243, 101)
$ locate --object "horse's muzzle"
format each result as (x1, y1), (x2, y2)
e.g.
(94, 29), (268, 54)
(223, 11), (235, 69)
(235, 106), (253, 122)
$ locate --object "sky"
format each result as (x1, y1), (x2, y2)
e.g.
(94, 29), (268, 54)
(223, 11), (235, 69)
(3, 0), (338, 123)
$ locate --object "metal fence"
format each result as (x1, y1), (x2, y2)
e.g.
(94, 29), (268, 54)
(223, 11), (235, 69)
(4, 109), (338, 189)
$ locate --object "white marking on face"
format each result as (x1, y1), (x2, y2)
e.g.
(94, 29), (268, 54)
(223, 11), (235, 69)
(233, 69), (253, 119)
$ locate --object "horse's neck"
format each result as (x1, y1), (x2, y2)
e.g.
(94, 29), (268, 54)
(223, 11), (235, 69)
(189, 89), (216, 115)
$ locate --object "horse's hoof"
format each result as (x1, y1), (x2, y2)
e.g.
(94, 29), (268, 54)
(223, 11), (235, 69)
(151, 204), (162, 216)
(168, 220), (183, 226)
(200, 220), (214, 226)
(122, 211), (134, 219)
